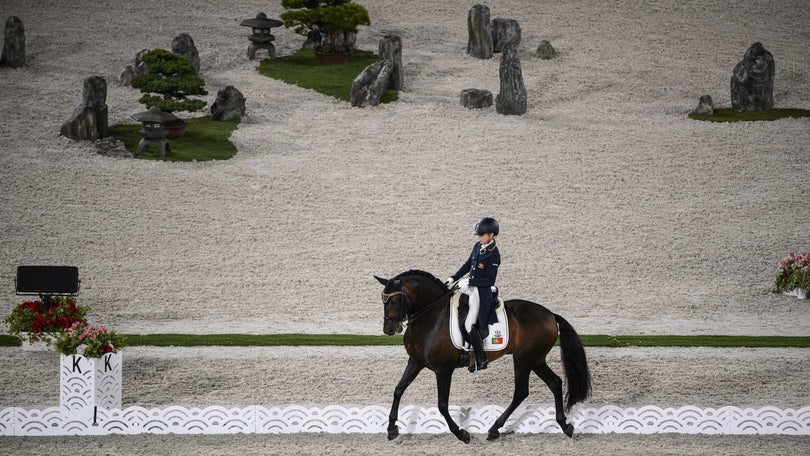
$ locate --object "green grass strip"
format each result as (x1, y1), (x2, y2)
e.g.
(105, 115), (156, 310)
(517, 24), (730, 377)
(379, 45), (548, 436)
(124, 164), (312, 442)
(689, 107), (810, 122)
(109, 116), (240, 162)
(122, 334), (400, 347)
(579, 335), (810, 348)
(3, 334), (808, 348)
(258, 48), (398, 103)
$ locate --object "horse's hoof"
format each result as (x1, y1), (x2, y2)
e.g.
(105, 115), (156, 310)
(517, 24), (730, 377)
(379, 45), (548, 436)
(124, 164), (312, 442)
(387, 426), (399, 440)
(457, 428), (471, 444)
(564, 423), (574, 438)
(487, 429), (500, 441)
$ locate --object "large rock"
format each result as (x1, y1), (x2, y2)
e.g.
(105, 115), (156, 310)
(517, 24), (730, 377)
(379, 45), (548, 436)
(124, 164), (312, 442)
(350, 60), (393, 107)
(172, 33), (200, 73)
(1, 16), (25, 68)
(210, 86), (246, 121)
(379, 35), (404, 90)
(491, 18), (521, 53)
(95, 137), (132, 158)
(495, 47), (527, 115)
(730, 42), (774, 112)
(460, 89), (493, 109)
(60, 76), (109, 140)
(467, 4), (493, 59)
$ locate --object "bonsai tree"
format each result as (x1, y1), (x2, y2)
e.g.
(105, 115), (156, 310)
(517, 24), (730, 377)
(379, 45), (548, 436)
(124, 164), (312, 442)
(131, 49), (207, 113)
(280, 0), (370, 54)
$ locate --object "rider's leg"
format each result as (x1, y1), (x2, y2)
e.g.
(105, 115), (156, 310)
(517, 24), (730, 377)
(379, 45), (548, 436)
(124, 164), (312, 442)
(465, 287), (487, 372)
(464, 286), (479, 333)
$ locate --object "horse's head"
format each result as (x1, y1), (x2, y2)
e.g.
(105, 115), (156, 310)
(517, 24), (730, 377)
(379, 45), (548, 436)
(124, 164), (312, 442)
(374, 270), (451, 336)
(374, 275), (410, 336)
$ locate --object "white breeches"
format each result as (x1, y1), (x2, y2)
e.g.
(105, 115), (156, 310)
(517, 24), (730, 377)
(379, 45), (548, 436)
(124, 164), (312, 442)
(462, 286), (480, 333)
(459, 284), (499, 333)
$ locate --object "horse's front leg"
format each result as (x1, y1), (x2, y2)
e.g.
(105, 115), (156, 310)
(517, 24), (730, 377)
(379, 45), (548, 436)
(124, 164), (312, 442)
(388, 357), (424, 440)
(436, 369), (470, 444)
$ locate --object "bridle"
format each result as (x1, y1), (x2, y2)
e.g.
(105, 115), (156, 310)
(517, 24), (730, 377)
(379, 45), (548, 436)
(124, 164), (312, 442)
(381, 285), (457, 327)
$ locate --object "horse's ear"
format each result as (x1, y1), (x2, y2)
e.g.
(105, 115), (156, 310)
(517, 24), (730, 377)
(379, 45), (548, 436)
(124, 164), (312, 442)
(373, 275), (389, 286)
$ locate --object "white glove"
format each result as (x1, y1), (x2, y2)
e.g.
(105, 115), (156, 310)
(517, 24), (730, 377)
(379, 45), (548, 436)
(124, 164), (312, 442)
(458, 278), (470, 293)
(445, 277), (455, 287)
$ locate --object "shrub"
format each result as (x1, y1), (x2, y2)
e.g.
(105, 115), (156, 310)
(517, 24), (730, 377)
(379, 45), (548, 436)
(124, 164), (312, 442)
(131, 49), (207, 113)
(280, 0), (370, 53)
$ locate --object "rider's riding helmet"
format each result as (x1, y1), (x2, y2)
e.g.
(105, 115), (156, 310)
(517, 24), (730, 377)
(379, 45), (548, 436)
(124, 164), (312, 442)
(473, 217), (499, 236)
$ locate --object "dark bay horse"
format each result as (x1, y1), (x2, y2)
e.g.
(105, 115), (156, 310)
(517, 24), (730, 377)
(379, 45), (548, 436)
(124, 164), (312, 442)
(374, 270), (591, 443)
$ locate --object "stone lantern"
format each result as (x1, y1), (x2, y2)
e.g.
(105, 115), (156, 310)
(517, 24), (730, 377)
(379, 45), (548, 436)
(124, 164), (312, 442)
(240, 12), (283, 60)
(131, 106), (179, 158)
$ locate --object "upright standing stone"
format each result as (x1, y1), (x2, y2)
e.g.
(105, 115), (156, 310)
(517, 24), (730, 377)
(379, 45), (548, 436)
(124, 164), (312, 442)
(350, 60), (393, 107)
(60, 76), (109, 140)
(496, 47), (527, 115)
(210, 86), (246, 121)
(379, 35), (404, 90)
(1, 16), (25, 68)
(119, 65), (134, 86)
(172, 33), (200, 73)
(491, 18), (521, 53)
(467, 4), (493, 59)
(730, 42), (774, 112)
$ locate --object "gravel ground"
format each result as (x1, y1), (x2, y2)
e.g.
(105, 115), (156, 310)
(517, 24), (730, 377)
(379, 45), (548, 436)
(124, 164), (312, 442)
(0, 0), (808, 454)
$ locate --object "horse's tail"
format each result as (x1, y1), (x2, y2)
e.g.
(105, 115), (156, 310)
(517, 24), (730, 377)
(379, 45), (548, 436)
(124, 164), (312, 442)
(554, 314), (592, 411)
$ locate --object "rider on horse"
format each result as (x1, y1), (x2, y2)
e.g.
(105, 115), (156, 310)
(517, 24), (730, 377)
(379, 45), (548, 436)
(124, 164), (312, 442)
(446, 217), (501, 373)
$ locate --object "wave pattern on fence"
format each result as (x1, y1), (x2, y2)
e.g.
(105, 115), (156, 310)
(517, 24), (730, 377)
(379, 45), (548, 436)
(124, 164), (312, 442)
(0, 405), (807, 436)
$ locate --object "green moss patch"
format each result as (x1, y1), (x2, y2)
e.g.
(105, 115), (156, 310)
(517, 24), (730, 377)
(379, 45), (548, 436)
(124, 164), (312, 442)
(689, 108), (810, 122)
(108, 116), (239, 162)
(258, 48), (398, 103)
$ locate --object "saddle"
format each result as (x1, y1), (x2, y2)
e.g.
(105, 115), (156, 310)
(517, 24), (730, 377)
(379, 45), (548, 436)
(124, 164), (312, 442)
(449, 290), (509, 352)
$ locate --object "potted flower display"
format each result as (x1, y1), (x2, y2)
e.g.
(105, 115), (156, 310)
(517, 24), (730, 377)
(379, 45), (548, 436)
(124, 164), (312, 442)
(280, 0), (371, 64)
(54, 321), (126, 358)
(3, 296), (90, 349)
(55, 322), (126, 410)
(130, 48), (208, 137)
(774, 251), (809, 299)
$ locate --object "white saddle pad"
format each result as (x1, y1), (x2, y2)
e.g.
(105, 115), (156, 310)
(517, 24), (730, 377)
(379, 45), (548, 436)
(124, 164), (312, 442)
(449, 292), (509, 351)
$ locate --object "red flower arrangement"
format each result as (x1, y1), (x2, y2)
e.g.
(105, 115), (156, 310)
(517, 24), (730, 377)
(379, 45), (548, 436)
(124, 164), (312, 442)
(3, 297), (90, 344)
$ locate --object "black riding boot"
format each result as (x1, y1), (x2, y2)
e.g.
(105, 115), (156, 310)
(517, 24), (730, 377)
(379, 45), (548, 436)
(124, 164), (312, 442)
(468, 326), (488, 373)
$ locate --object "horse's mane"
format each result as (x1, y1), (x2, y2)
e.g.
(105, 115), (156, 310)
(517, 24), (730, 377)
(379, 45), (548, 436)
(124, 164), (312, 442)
(391, 269), (447, 291)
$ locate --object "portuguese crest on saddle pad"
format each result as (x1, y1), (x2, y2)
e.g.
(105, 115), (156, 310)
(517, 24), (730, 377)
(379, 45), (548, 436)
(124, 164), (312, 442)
(449, 291), (509, 351)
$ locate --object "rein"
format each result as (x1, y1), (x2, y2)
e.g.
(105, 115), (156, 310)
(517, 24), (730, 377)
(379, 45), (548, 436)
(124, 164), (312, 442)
(382, 286), (456, 325)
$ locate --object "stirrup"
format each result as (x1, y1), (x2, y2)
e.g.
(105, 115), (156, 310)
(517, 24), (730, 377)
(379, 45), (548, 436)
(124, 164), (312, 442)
(469, 359), (488, 373)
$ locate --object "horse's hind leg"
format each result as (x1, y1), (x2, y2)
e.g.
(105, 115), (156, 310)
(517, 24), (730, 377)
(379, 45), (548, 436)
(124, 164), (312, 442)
(487, 365), (531, 441)
(388, 357), (423, 440)
(535, 363), (574, 437)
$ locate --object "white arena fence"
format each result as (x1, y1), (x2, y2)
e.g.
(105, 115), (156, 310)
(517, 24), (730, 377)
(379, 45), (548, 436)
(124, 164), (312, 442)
(1, 404), (808, 436)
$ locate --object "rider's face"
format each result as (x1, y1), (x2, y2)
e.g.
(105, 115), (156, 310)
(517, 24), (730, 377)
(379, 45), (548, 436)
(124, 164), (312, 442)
(478, 233), (495, 244)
